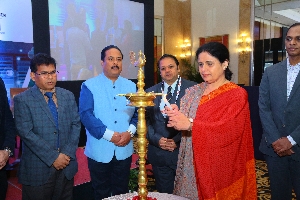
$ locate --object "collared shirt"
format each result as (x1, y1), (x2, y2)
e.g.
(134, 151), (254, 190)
(160, 79), (178, 112)
(286, 58), (300, 146)
(40, 88), (58, 107)
(287, 58), (300, 100)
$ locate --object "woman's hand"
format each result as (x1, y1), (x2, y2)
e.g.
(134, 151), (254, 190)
(164, 106), (191, 131)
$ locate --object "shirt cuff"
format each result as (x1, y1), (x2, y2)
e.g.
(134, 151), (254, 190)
(103, 129), (114, 141)
(128, 124), (137, 135)
(287, 135), (297, 146)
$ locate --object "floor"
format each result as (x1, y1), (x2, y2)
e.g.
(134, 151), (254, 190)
(5, 141), (297, 200)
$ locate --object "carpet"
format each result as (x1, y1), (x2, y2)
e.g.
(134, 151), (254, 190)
(74, 147), (91, 186)
(256, 160), (296, 200)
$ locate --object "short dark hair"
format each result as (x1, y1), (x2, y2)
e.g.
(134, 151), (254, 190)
(196, 42), (233, 81)
(101, 45), (123, 61)
(286, 23), (300, 35)
(157, 54), (179, 69)
(30, 53), (56, 73)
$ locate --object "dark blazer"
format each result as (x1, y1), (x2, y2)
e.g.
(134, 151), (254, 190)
(14, 85), (81, 186)
(259, 59), (300, 160)
(146, 78), (197, 166)
(0, 78), (16, 157)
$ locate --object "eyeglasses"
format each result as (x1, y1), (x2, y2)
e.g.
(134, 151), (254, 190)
(35, 70), (59, 78)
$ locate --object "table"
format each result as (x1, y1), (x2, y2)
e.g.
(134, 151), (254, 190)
(103, 192), (190, 200)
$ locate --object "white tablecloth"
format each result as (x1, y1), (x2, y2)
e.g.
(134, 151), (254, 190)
(103, 192), (190, 200)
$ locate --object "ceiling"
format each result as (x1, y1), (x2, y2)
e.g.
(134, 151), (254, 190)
(255, 0), (300, 27)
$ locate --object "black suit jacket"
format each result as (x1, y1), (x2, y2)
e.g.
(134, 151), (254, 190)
(0, 78), (16, 157)
(146, 78), (197, 166)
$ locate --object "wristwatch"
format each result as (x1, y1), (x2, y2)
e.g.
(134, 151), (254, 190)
(127, 130), (135, 138)
(188, 118), (193, 131)
(4, 147), (13, 157)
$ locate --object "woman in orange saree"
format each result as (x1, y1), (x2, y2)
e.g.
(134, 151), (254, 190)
(166, 42), (257, 200)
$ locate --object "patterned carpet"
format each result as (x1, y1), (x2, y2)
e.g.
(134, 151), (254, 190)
(256, 160), (296, 200)
(256, 160), (272, 199)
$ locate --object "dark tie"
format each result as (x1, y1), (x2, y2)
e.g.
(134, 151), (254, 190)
(45, 92), (58, 129)
(166, 86), (172, 103)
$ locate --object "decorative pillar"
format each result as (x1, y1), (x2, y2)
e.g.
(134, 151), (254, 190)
(238, 0), (252, 85)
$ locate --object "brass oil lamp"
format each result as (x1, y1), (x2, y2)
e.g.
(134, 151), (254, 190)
(119, 51), (161, 200)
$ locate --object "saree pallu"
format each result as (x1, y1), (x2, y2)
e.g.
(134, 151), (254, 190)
(193, 82), (257, 200)
(173, 83), (206, 200)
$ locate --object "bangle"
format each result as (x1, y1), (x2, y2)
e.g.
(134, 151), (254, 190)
(127, 130), (135, 138)
(4, 147), (13, 157)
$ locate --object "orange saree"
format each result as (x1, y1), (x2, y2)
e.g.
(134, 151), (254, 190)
(192, 82), (257, 200)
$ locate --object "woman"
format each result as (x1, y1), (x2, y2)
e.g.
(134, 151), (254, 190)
(165, 42), (257, 199)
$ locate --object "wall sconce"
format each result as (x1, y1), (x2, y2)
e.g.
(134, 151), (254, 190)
(177, 39), (191, 58)
(237, 33), (251, 63)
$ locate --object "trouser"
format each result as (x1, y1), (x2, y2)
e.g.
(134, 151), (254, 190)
(88, 155), (131, 200)
(152, 164), (177, 194)
(22, 168), (74, 200)
(265, 154), (300, 200)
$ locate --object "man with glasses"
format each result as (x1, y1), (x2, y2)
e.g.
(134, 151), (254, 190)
(145, 54), (196, 193)
(14, 53), (81, 200)
(79, 45), (138, 199)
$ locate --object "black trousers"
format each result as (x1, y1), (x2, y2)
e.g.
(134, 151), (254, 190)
(0, 169), (8, 200)
(88, 155), (131, 200)
(152, 164), (177, 194)
(265, 154), (300, 200)
(22, 168), (74, 200)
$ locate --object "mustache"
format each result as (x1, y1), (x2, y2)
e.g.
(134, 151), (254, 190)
(111, 65), (120, 69)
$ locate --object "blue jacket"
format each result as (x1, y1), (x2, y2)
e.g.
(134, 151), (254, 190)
(79, 73), (137, 163)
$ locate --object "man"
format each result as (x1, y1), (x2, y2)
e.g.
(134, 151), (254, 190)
(146, 54), (197, 193)
(79, 45), (137, 199)
(14, 53), (81, 200)
(259, 23), (300, 199)
(0, 78), (16, 200)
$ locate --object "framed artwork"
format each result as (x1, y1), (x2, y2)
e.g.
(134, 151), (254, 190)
(199, 34), (229, 48)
